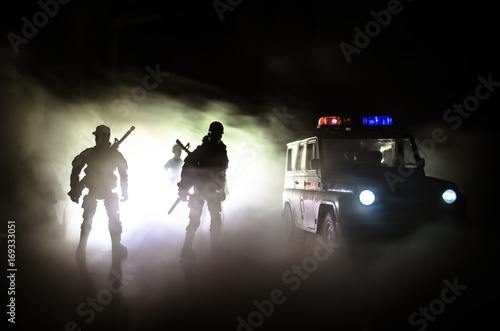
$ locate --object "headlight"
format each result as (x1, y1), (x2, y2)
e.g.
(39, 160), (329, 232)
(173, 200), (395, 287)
(359, 190), (375, 206)
(442, 189), (457, 204)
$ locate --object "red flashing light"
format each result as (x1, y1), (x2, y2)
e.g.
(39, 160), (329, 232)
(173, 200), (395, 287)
(318, 116), (352, 127)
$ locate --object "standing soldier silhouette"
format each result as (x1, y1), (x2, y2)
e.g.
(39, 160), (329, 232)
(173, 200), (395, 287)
(177, 121), (228, 260)
(68, 125), (129, 261)
(164, 144), (183, 187)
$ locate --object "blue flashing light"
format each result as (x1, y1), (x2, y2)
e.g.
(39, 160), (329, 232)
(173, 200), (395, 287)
(362, 116), (393, 126)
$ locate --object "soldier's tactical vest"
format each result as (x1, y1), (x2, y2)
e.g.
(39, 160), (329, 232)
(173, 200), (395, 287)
(83, 146), (119, 194)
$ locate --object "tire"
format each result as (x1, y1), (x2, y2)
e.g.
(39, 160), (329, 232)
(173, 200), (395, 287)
(321, 212), (341, 249)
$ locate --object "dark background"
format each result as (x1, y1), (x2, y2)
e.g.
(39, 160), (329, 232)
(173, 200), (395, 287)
(2, 0), (498, 122)
(1, 0), (499, 330)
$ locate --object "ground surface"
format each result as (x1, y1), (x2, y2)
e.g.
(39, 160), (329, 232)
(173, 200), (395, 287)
(8, 204), (498, 331)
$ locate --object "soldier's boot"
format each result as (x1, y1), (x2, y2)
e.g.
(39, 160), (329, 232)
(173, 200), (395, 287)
(180, 231), (197, 260)
(111, 233), (128, 259)
(76, 230), (90, 262)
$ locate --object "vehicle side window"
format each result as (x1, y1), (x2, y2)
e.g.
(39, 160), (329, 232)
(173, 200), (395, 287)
(305, 142), (315, 170)
(402, 141), (417, 165)
(286, 148), (293, 171)
(296, 145), (305, 171)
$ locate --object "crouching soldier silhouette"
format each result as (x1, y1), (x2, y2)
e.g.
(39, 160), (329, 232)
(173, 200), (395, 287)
(68, 125), (129, 261)
(177, 121), (228, 260)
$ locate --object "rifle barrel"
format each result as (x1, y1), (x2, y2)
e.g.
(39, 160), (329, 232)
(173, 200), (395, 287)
(113, 126), (135, 148)
(168, 197), (182, 215)
(175, 139), (191, 154)
(119, 126), (135, 143)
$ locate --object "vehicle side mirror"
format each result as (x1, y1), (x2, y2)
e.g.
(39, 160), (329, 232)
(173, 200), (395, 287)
(310, 159), (320, 170)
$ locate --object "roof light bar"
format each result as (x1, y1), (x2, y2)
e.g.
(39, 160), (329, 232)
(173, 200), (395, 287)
(318, 116), (352, 127)
(362, 116), (393, 126)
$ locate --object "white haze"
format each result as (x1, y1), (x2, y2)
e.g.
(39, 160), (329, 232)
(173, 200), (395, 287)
(1, 51), (485, 330)
(1, 56), (300, 262)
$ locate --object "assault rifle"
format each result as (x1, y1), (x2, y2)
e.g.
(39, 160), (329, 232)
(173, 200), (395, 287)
(68, 126), (135, 203)
(167, 139), (191, 214)
(175, 139), (191, 155)
(112, 126), (135, 149)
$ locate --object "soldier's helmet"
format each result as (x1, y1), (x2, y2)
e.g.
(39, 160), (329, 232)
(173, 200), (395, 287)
(208, 121), (224, 135)
(93, 125), (111, 141)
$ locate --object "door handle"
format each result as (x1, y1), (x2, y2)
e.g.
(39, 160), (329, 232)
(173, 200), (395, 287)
(304, 181), (311, 186)
(294, 181), (299, 185)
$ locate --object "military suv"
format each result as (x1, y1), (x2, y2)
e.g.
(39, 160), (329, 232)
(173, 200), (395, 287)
(282, 116), (468, 248)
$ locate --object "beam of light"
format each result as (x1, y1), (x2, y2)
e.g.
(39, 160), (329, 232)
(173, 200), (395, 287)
(53, 96), (292, 252)
(3, 58), (295, 256)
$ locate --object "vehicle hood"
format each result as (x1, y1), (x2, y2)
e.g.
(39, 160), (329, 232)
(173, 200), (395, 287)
(322, 168), (459, 196)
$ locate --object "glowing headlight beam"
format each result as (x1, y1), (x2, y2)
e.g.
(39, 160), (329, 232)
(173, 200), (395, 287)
(442, 189), (457, 204)
(359, 190), (375, 206)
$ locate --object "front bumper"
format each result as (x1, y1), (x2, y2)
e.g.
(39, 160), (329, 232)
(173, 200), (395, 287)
(338, 192), (469, 239)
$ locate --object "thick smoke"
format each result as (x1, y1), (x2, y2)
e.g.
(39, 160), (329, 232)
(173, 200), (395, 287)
(1, 54), (299, 248)
(1, 51), (487, 331)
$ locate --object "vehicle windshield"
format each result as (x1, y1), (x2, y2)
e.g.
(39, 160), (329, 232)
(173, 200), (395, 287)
(322, 138), (417, 170)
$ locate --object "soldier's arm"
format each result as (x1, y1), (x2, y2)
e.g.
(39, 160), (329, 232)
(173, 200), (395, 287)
(177, 146), (203, 191)
(68, 148), (91, 202)
(70, 149), (90, 191)
(116, 151), (129, 200)
(218, 146), (229, 199)
(219, 141), (229, 170)
(164, 159), (172, 170)
(221, 148), (229, 189)
(224, 149), (229, 171)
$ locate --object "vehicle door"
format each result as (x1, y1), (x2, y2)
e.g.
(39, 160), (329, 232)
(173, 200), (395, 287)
(292, 142), (306, 228)
(302, 139), (320, 230)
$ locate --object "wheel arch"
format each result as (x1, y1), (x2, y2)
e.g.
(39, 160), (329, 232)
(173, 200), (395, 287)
(283, 199), (294, 219)
(317, 202), (337, 232)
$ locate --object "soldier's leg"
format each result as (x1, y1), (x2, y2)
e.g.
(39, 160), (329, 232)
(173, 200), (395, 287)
(180, 193), (204, 259)
(105, 193), (127, 258)
(206, 195), (223, 252)
(77, 195), (97, 261)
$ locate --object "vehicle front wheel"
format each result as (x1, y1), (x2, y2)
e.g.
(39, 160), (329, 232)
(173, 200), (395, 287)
(321, 212), (341, 249)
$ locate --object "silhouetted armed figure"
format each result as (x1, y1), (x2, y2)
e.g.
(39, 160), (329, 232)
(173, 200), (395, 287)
(164, 143), (183, 187)
(177, 121), (228, 260)
(68, 125), (130, 261)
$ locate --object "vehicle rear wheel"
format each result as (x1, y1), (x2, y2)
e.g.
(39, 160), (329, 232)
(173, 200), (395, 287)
(322, 212), (341, 249)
